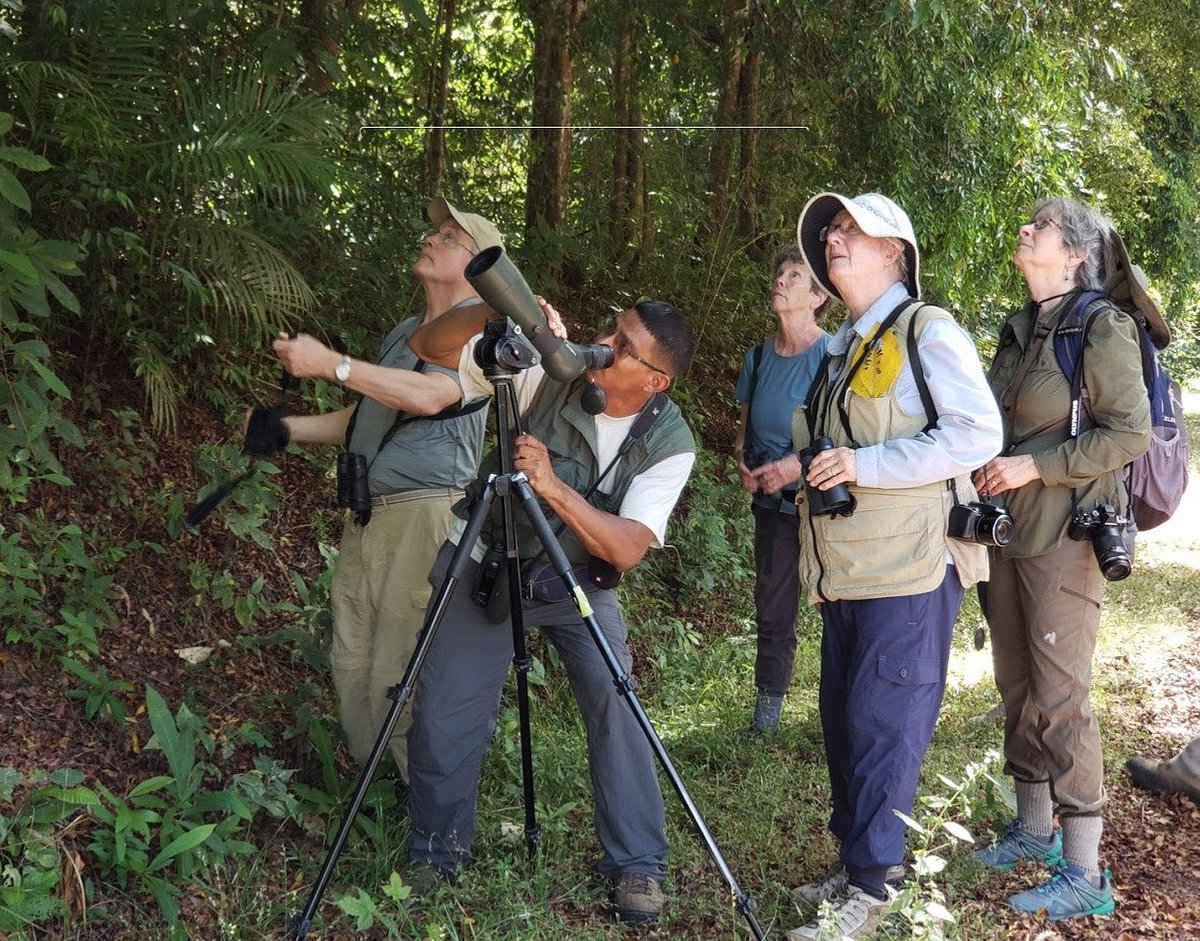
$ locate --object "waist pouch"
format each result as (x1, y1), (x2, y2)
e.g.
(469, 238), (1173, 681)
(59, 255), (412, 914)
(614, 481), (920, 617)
(522, 557), (622, 604)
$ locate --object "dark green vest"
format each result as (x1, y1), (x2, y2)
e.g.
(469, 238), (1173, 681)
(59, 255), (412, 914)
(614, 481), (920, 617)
(463, 377), (695, 563)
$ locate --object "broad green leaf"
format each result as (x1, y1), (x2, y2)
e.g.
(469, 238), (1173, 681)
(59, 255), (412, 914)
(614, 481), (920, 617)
(942, 820), (974, 843)
(144, 686), (194, 789)
(24, 358), (72, 399)
(147, 822), (217, 872)
(0, 165), (29, 212)
(0, 146), (50, 172)
(0, 249), (37, 282)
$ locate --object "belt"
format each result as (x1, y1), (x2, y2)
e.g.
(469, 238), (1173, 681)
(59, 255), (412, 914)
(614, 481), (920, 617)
(369, 487), (462, 508)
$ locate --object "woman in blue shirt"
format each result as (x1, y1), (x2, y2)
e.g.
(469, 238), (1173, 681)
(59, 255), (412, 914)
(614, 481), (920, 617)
(734, 246), (832, 733)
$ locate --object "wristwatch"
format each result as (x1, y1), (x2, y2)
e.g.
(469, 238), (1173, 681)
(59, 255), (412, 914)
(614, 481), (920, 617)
(334, 354), (352, 384)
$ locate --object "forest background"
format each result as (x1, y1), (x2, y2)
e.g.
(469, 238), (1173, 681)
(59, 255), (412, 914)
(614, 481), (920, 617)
(1, 0), (1199, 938)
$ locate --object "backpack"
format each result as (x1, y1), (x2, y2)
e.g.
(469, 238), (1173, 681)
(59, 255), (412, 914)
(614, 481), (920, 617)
(1051, 251), (1189, 532)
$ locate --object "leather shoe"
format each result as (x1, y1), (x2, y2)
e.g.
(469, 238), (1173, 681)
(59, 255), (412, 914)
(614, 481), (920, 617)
(1127, 755), (1200, 804)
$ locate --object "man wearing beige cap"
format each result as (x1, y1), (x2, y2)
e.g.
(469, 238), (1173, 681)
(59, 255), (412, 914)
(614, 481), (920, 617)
(268, 197), (503, 801)
(752, 192), (1001, 939)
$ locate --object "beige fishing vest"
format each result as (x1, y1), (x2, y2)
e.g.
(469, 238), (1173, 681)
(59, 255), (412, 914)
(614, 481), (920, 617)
(792, 302), (988, 602)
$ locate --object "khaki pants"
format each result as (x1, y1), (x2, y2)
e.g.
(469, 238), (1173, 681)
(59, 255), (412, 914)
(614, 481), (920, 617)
(987, 537), (1106, 815)
(330, 489), (462, 782)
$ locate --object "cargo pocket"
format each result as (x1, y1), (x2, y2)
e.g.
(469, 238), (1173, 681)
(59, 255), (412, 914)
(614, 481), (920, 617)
(869, 656), (942, 732)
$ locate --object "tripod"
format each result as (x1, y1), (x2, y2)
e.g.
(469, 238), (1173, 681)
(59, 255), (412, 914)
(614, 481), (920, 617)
(291, 367), (765, 940)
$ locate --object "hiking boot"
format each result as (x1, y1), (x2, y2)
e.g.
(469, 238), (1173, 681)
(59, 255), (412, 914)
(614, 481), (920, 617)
(790, 864), (906, 906)
(1126, 755), (1200, 804)
(786, 885), (888, 940)
(405, 863), (457, 898)
(749, 691), (785, 734)
(613, 871), (663, 924)
(1007, 862), (1115, 920)
(974, 820), (1062, 871)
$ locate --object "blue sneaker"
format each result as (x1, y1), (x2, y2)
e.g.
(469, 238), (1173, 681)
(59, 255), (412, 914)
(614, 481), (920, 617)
(1007, 862), (1115, 920)
(974, 820), (1062, 871)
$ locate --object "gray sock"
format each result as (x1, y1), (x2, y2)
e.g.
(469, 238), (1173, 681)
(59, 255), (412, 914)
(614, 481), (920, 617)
(1015, 780), (1054, 838)
(1061, 815), (1103, 884)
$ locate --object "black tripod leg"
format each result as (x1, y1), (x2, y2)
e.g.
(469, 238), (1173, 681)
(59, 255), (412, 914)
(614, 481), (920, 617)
(508, 475), (766, 940)
(491, 474), (542, 860)
(290, 486), (498, 941)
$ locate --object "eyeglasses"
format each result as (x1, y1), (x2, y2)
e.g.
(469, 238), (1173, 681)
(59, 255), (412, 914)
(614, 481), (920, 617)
(422, 229), (475, 253)
(818, 219), (862, 242)
(1028, 218), (1062, 232)
(601, 316), (669, 376)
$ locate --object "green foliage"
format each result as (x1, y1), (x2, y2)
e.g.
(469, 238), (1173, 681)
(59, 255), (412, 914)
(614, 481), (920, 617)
(0, 767), (77, 935)
(0, 111), (83, 504)
(84, 685), (298, 925)
(61, 656), (135, 724)
(0, 512), (120, 658)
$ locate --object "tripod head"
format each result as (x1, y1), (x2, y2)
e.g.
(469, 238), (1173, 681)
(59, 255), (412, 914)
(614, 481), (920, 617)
(474, 316), (541, 377)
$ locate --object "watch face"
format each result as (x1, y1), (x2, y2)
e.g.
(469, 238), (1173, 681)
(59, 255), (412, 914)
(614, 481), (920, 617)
(336, 357), (351, 382)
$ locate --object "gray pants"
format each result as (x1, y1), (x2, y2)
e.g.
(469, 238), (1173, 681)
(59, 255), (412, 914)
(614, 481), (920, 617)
(407, 542), (668, 880)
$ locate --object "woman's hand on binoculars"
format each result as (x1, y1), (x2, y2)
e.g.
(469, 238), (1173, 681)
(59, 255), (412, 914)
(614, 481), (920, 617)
(535, 296), (569, 340)
(272, 332), (338, 380)
(974, 455), (1039, 496)
(751, 454), (802, 495)
(805, 446), (857, 491)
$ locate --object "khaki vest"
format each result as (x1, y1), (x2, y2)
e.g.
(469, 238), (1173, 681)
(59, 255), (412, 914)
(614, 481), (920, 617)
(793, 302), (988, 602)
(463, 377), (695, 564)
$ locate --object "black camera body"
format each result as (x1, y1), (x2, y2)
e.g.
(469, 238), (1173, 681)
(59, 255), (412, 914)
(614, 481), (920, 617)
(1068, 503), (1132, 581)
(336, 451), (371, 515)
(948, 501), (1014, 547)
(798, 436), (855, 518)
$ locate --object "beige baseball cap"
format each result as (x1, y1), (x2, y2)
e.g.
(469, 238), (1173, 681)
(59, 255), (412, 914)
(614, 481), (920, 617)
(797, 192), (921, 299)
(427, 197), (504, 253)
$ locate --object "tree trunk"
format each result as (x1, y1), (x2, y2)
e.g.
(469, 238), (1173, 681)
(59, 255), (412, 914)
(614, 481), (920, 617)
(297, 0), (369, 94)
(737, 46), (763, 253)
(609, 7), (633, 250)
(424, 0), (457, 194)
(703, 0), (749, 246)
(525, 0), (588, 245)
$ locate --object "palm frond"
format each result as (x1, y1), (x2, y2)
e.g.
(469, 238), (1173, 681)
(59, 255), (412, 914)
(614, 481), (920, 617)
(132, 343), (183, 434)
(168, 217), (317, 343)
(149, 72), (341, 204)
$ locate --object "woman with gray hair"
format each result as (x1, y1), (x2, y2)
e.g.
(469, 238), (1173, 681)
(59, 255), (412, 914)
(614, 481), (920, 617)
(973, 197), (1151, 919)
(733, 246), (831, 733)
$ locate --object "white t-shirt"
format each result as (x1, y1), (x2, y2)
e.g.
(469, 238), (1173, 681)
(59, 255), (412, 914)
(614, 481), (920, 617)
(458, 334), (694, 547)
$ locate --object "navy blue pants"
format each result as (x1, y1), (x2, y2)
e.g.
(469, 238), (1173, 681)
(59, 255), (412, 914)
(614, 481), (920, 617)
(818, 567), (963, 885)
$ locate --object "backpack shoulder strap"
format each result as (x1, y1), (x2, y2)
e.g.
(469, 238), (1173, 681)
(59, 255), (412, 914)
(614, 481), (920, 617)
(905, 304), (939, 433)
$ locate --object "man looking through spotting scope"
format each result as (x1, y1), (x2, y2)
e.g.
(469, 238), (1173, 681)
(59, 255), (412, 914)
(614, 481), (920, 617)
(403, 298), (696, 925)
(256, 198), (501, 801)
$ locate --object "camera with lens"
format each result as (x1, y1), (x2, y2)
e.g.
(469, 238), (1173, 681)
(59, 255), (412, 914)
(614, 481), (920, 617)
(1068, 502), (1132, 581)
(336, 451), (371, 515)
(797, 436), (856, 518)
(947, 501), (1014, 547)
